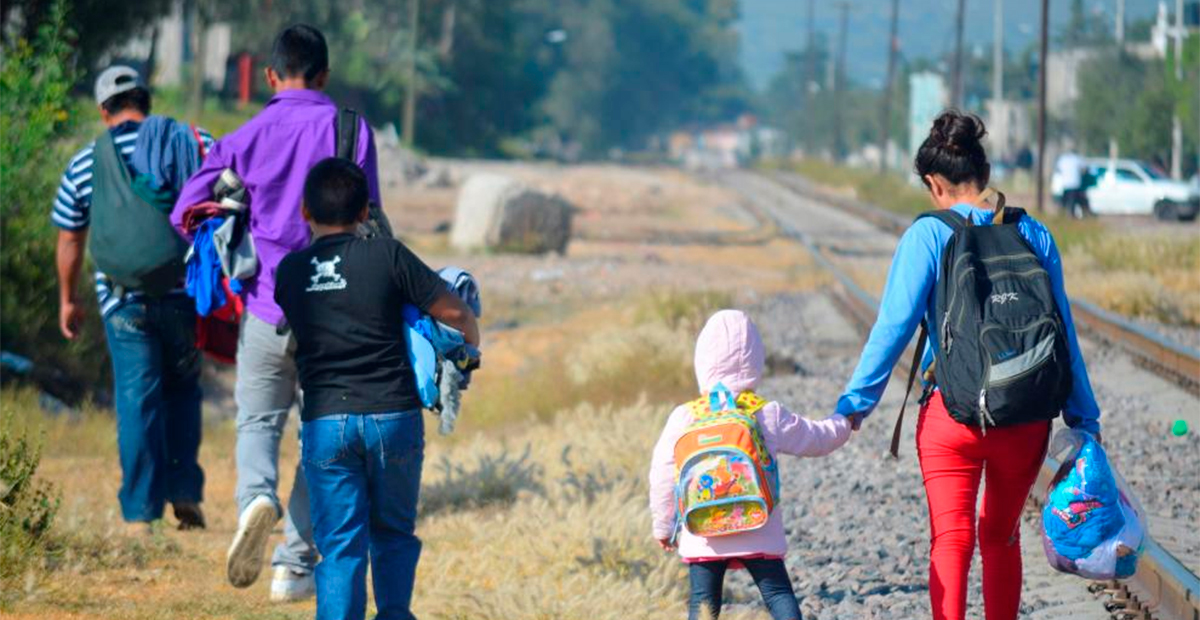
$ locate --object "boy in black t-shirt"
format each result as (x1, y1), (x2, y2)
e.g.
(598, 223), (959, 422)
(275, 158), (479, 620)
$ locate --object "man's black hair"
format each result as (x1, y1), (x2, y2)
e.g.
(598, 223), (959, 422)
(271, 24), (329, 83)
(304, 158), (368, 226)
(101, 87), (151, 116)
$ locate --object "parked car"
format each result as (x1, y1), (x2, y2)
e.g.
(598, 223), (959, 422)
(1076, 158), (1199, 221)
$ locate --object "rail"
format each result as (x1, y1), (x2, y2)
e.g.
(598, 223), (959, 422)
(765, 170), (1200, 398)
(751, 170), (1200, 620)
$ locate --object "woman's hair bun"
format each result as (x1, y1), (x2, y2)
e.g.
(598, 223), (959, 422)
(914, 110), (991, 187)
(929, 110), (987, 153)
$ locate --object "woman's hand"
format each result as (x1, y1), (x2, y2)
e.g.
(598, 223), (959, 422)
(657, 538), (675, 552)
(839, 412), (865, 431)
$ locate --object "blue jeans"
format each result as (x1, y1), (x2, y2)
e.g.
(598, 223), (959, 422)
(302, 411), (424, 620)
(688, 558), (802, 620)
(102, 294), (204, 522)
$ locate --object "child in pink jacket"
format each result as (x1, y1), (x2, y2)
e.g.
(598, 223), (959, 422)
(648, 310), (852, 620)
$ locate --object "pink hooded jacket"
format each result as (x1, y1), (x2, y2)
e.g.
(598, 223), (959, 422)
(648, 310), (852, 560)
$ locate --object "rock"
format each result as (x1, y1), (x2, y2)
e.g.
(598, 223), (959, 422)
(417, 166), (455, 188)
(451, 173), (573, 255)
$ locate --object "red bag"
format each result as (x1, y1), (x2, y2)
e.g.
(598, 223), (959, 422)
(196, 278), (242, 365)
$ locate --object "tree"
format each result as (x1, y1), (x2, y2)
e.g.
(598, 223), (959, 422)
(3, 0), (172, 74)
(1, 0), (111, 398)
(532, 0), (748, 157)
(1075, 51), (1196, 174)
(1058, 0), (1112, 48)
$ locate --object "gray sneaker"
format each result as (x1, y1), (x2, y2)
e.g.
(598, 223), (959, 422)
(226, 495), (279, 588)
(269, 566), (315, 602)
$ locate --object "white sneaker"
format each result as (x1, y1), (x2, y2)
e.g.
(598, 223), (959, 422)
(269, 566), (316, 603)
(226, 495), (279, 588)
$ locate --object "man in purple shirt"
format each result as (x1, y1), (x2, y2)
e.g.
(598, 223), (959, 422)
(173, 24), (381, 602)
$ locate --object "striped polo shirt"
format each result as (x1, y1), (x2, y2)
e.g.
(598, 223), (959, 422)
(52, 120), (214, 317)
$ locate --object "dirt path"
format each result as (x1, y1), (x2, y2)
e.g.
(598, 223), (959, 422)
(6, 163), (821, 620)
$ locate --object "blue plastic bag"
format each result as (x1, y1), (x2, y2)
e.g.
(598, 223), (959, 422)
(1041, 429), (1145, 580)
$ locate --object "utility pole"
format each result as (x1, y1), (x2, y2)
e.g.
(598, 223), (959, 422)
(1035, 0), (1049, 213)
(880, 0), (900, 173)
(807, 0), (817, 93)
(993, 0), (1003, 101)
(403, 0), (420, 148)
(1170, 0), (1183, 179)
(1115, 0), (1125, 43)
(188, 0), (209, 121)
(951, 0), (967, 109)
(834, 2), (850, 161)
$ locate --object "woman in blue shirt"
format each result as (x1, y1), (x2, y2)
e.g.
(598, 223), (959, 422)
(836, 111), (1102, 620)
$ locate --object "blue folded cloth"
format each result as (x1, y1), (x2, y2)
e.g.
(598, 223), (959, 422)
(185, 217), (227, 317)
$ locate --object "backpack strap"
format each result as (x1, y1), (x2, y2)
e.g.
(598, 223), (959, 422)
(889, 320), (929, 459)
(915, 209), (969, 232)
(735, 391), (767, 415)
(686, 389), (768, 418)
(336, 108), (360, 160)
(191, 125), (207, 159)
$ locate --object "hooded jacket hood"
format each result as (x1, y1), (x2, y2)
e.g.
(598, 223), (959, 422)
(694, 309), (765, 395)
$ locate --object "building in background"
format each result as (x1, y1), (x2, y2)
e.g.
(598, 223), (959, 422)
(908, 72), (947, 167)
(985, 99), (1031, 164)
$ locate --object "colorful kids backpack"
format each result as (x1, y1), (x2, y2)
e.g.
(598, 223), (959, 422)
(673, 383), (778, 539)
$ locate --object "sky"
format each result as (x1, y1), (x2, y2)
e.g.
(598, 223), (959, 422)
(737, 0), (1165, 90)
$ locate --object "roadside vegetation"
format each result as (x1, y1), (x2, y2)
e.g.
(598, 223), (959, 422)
(766, 158), (1200, 328)
(0, 288), (774, 619)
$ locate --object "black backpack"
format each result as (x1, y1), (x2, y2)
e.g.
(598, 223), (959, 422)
(889, 191), (1072, 457)
(335, 108), (394, 240)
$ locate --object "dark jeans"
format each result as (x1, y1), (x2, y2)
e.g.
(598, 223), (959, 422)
(688, 558), (802, 620)
(102, 294), (204, 522)
(1062, 188), (1091, 218)
(302, 411), (424, 620)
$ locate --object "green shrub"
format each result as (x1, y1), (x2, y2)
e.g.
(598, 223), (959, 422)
(1, 0), (110, 398)
(0, 409), (60, 608)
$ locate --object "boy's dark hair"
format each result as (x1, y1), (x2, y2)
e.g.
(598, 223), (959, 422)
(271, 24), (329, 83)
(101, 87), (151, 115)
(914, 110), (991, 189)
(304, 158), (368, 225)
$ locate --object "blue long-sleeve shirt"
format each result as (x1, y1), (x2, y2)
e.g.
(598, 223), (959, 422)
(835, 203), (1101, 434)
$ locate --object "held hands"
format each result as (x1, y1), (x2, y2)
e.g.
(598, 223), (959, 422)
(841, 412), (865, 432)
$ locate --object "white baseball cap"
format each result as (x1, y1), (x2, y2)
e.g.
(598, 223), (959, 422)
(94, 65), (145, 105)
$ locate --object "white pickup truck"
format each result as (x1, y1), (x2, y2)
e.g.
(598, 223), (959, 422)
(1052, 158), (1199, 221)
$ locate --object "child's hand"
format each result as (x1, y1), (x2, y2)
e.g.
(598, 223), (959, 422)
(838, 412), (864, 431)
(657, 538), (675, 552)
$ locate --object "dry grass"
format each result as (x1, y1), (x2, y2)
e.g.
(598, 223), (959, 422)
(772, 158), (1200, 327)
(459, 290), (729, 434)
(2, 395), (775, 619)
(412, 400), (770, 620)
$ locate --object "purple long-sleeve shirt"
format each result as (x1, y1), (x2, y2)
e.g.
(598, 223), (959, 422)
(173, 89), (380, 326)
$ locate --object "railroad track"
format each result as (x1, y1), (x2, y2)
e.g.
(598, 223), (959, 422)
(719, 169), (1200, 620)
(764, 171), (1200, 398)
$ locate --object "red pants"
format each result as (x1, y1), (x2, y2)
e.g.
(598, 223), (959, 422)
(916, 391), (1050, 620)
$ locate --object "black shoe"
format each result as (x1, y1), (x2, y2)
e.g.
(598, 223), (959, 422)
(173, 501), (207, 530)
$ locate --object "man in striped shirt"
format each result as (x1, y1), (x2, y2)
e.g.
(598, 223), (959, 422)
(54, 66), (215, 535)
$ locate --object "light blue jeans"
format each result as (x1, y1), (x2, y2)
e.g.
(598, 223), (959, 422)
(302, 411), (424, 620)
(234, 312), (317, 572)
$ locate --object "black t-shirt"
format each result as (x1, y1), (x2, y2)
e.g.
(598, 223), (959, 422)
(275, 233), (444, 421)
